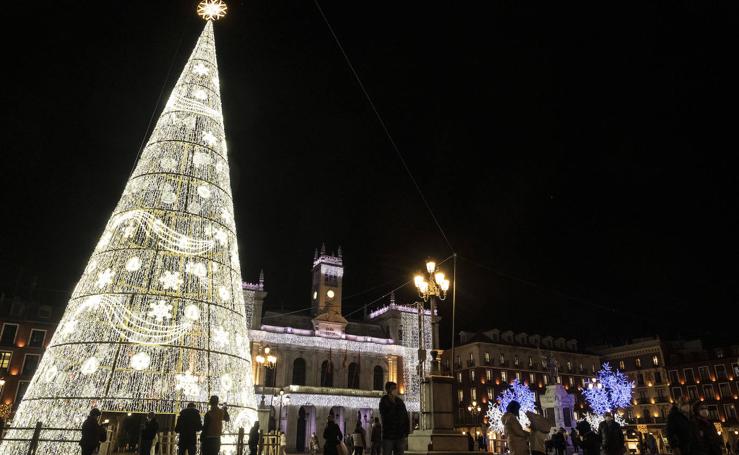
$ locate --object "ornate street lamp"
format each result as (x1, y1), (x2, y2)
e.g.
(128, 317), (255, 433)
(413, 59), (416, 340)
(274, 388), (291, 434)
(467, 400), (482, 441)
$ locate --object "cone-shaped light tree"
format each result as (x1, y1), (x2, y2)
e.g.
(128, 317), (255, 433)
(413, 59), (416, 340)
(0, 7), (257, 454)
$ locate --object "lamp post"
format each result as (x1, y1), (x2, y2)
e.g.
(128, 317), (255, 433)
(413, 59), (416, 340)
(414, 259), (450, 377)
(413, 259), (450, 431)
(274, 388), (290, 434)
(467, 400), (482, 438)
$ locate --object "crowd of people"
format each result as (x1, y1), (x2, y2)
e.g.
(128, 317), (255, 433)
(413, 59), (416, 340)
(77, 384), (738, 455)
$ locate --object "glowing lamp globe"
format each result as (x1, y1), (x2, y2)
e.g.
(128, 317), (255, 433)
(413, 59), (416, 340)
(425, 261), (436, 274)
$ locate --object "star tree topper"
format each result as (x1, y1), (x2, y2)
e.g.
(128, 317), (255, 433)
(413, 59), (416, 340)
(197, 0), (227, 21)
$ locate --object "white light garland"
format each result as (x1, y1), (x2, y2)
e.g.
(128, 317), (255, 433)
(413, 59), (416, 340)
(0, 21), (256, 455)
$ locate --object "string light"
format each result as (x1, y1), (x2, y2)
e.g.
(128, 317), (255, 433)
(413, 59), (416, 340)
(0, 21), (256, 455)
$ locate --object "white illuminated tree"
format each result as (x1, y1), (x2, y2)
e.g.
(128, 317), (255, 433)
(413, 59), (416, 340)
(0, 15), (256, 455)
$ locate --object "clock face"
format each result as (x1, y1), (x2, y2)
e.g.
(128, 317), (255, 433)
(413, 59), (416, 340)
(326, 289), (335, 299)
(313, 291), (317, 300)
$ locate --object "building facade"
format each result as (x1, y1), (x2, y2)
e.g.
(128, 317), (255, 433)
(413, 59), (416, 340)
(243, 248), (433, 452)
(0, 295), (60, 420)
(665, 341), (739, 449)
(442, 329), (601, 438)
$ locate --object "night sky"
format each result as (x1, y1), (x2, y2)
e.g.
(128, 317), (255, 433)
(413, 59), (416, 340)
(1, 1), (736, 348)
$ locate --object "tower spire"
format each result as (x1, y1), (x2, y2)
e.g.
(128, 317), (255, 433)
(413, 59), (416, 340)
(0, 17), (257, 454)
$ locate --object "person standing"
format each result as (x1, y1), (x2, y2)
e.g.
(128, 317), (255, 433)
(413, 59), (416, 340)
(551, 429), (565, 455)
(379, 381), (410, 455)
(310, 432), (321, 455)
(352, 421), (367, 455)
(598, 412), (625, 455)
(666, 396), (701, 455)
(140, 412), (159, 455)
(323, 414), (343, 455)
(79, 408), (107, 455)
(175, 402), (203, 455)
(467, 432), (475, 451)
(526, 411), (549, 455)
(370, 417), (382, 455)
(576, 421), (601, 455)
(202, 395), (230, 455)
(501, 401), (529, 455)
(248, 422), (260, 455)
(570, 428), (579, 454)
(693, 402), (723, 455)
(280, 431), (288, 455)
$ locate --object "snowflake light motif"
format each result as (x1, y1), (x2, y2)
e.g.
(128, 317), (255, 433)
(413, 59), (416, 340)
(186, 261), (207, 278)
(96, 268), (115, 289)
(125, 256), (142, 272)
(192, 63), (209, 76)
(184, 304), (201, 321)
(159, 271), (183, 291)
(213, 326), (229, 347)
(202, 131), (217, 146)
(197, 0), (228, 21)
(60, 319), (78, 336)
(130, 352), (151, 371)
(175, 371), (200, 396)
(218, 286), (231, 302)
(213, 228), (228, 245)
(487, 378), (537, 433)
(148, 300), (173, 323)
(80, 357), (100, 375)
(193, 89), (208, 100)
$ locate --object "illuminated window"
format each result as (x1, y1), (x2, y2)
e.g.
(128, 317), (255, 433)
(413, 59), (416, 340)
(619, 360), (625, 370)
(715, 365), (727, 381)
(687, 386), (699, 400)
(514, 356), (519, 366)
(0, 351), (11, 369)
(556, 375), (562, 384)
(484, 352), (491, 364)
(543, 374), (549, 385)
(501, 371), (508, 382)
(458, 389), (464, 403)
(684, 369), (696, 383)
(652, 355), (659, 366)
(0, 324), (18, 346)
(528, 357), (533, 368)
(29, 329), (46, 348)
(568, 376), (574, 385)
(529, 373), (535, 384)
(471, 388), (477, 400)
(515, 371), (521, 381)
(500, 354), (505, 365)
(487, 386), (494, 398)
(635, 358), (642, 368)
(567, 361), (572, 372)
(457, 372), (462, 383)
(470, 370), (476, 381)
(486, 369), (492, 381)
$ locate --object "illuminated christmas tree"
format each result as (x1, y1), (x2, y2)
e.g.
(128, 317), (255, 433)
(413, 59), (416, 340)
(581, 362), (633, 428)
(0, 3), (257, 453)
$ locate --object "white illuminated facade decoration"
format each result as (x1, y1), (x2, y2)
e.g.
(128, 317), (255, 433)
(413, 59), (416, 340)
(0, 20), (257, 454)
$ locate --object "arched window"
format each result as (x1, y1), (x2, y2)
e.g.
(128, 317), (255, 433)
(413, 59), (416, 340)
(292, 358), (306, 386)
(348, 363), (360, 389)
(321, 360), (333, 387)
(373, 366), (384, 391)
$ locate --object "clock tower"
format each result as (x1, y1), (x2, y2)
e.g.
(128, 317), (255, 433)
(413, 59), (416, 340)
(311, 244), (347, 336)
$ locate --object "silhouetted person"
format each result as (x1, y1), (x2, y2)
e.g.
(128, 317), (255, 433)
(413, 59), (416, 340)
(467, 432), (475, 451)
(370, 417), (382, 455)
(598, 412), (624, 455)
(202, 395), (230, 455)
(79, 408), (106, 455)
(175, 402), (202, 455)
(379, 381), (409, 455)
(248, 422), (261, 455)
(323, 413), (343, 455)
(352, 421), (367, 455)
(140, 412), (159, 455)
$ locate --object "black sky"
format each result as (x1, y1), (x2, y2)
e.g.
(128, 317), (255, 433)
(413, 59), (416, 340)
(1, 1), (737, 348)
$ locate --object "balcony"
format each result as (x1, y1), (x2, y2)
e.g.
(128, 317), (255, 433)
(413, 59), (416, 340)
(467, 360), (476, 368)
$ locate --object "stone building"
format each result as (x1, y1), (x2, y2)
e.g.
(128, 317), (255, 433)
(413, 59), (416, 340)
(0, 295), (60, 418)
(443, 329), (601, 435)
(243, 248), (433, 452)
(665, 341), (739, 449)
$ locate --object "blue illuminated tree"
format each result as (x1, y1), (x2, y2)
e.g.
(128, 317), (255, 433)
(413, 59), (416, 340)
(582, 362), (634, 415)
(487, 378), (537, 433)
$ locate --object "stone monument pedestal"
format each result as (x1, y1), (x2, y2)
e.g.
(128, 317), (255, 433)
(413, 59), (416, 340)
(540, 385), (575, 431)
(407, 375), (468, 454)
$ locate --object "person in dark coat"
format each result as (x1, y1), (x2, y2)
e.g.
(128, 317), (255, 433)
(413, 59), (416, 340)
(551, 429), (566, 455)
(467, 432), (475, 451)
(175, 403), (203, 455)
(79, 408), (107, 455)
(248, 421), (261, 455)
(576, 421), (601, 455)
(370, 417), (382, 455)
(379, 381), (410, 455)
(140, 412), (159, 455)
(666, 397), (702, 455)
(693, 402), (722, 455)
(570, 428), (579, 453)
(323, 413), (343, 455)
(598, 412), (625, 455)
